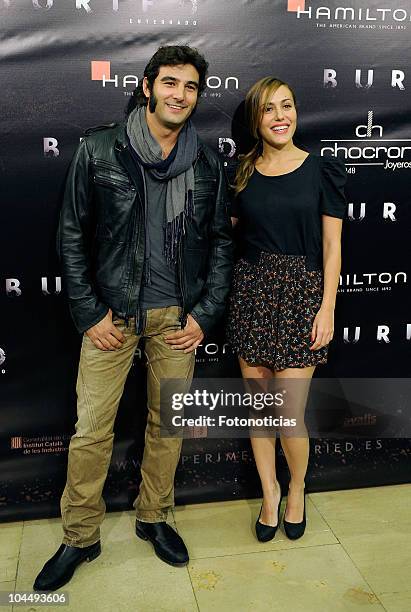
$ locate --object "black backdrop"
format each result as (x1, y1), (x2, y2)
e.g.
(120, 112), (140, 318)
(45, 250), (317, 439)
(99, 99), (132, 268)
(1, 0), (410, 521)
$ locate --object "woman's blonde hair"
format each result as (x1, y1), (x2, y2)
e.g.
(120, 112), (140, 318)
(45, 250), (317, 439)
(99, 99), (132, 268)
(234, 77), (297, 194)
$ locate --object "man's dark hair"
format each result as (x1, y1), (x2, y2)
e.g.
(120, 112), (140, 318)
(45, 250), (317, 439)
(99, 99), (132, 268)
(126, 45), (208, 116)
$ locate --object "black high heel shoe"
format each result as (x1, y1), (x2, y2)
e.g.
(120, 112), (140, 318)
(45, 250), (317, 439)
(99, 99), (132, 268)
(255, 493), (283, 542)
(283, 493), (306, 540)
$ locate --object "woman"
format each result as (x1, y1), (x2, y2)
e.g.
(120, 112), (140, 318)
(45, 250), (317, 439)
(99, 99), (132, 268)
(226, 77), (347, 541)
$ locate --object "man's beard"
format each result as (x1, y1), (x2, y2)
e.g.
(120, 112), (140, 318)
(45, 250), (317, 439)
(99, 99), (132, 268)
(148, 91), (158, 113)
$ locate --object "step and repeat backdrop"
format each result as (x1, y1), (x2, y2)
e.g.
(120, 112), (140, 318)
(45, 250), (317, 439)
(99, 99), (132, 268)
(1, 0), (410, 521)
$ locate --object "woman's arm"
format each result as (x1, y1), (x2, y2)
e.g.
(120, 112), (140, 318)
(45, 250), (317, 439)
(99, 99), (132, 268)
(321, 216), (342, 311)
(310, 215), (342, 351)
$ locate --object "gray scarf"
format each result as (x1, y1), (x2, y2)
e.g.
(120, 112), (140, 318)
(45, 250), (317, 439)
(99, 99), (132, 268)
(126, 106), (199, 267)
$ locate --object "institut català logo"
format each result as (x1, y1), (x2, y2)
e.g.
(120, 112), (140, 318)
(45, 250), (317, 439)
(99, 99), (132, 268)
(10, 435), (71, 455)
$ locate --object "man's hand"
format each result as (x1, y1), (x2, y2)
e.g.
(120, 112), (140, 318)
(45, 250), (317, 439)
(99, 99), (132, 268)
(85, 308), (126, 351)
(164, 314), (204, 353)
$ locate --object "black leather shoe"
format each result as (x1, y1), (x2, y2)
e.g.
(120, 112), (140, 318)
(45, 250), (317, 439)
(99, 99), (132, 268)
(283, 494), (306, 540)
(255, 494), (283, 542)
(33, 541), (101, 591)
(135, 520), (189, 567)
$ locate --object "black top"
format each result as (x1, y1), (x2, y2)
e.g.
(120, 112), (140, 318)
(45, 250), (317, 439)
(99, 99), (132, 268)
(139, 170), (179, 310)
(231, 153), (347, 270)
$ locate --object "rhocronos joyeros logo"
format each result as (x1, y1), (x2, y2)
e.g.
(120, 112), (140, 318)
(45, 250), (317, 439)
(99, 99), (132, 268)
(321, 111), (411, 172)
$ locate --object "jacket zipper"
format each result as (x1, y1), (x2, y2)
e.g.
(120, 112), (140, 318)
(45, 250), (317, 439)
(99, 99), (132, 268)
(113, 143), (144, 328)
(125, 202), (141, 327)
(178, 233), (187, 329)
(92, 158), (126, 172)
(92, 159), (133, 192)
(133, 170), (148, 333)
(93, 175), (132, 193)
(177, 151), (202, 329)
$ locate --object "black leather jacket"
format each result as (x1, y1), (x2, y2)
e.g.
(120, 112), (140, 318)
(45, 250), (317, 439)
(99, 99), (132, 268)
(57, 122), (234, 335)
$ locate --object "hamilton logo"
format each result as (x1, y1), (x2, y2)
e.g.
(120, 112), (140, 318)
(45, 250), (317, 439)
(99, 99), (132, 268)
(287, 1), (305, 11)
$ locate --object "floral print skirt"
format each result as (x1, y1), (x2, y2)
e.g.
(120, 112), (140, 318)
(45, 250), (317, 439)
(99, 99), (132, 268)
(226, 251), (328, 371)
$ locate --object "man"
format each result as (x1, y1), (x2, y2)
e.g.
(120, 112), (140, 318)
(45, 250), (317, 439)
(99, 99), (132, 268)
(34, 45), (233, 591)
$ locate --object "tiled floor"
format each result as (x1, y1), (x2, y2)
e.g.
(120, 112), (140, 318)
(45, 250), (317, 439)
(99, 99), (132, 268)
(1, 484), (410, 611)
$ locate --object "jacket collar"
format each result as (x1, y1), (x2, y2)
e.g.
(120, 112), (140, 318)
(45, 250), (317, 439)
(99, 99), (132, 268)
(114, 123), (144, 197)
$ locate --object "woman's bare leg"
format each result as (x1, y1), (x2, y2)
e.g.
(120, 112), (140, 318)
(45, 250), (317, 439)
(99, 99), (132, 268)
(275, 365), (315, 522)
(238, 357), (281, 526)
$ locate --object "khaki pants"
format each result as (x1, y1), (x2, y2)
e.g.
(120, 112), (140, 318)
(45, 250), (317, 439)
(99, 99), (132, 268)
(60, 306), (194, 548)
